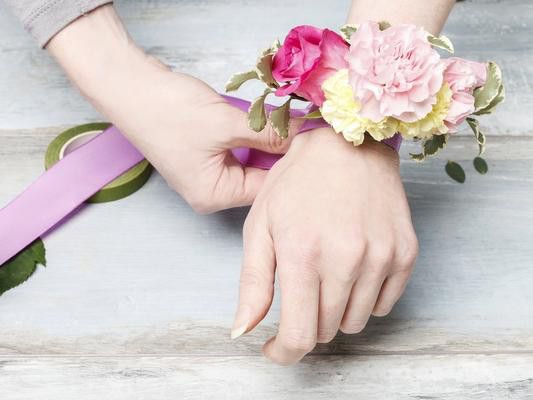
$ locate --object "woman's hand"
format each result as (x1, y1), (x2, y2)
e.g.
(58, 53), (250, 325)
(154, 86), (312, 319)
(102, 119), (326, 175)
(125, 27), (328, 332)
(232, 128), (419, 365)
(47, 4), (294, 213)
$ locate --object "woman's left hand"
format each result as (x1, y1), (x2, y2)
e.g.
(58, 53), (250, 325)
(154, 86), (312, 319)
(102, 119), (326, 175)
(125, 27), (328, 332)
(231, 128), (419, 365)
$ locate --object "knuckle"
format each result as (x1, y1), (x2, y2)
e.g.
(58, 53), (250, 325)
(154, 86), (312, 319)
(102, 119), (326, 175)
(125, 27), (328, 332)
(189, 196), (214, 215)
(281, 329), (317, 353)
(368, 243), (395, 269)
(266, 128), (288, 152)
(398, 236), (419, 271)
(334, 241), (367, 283)
(284, 239), (322, 269)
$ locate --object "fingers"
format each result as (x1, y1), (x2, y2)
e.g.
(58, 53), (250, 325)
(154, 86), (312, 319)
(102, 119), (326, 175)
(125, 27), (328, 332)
(189, 156), (268, 214)
(373, 238), (418, 316)
(232, 211), (276, 339)
(222, 105), (304, 154)
(263, 263), (320, 365)
(316, 279), (352, 343)
(372, 271), (410, 317)
(339, 247), (392, 334)
(340, 270), (385, 334)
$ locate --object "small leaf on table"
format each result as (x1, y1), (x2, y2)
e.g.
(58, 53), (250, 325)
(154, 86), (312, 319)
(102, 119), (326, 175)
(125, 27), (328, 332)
(445, 161), (466, 183)
(473, 157), (489, 174)
(0, 238), (46, 296)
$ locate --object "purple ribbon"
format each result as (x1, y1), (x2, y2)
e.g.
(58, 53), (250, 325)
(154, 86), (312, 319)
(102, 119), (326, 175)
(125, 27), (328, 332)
(0, 95), (401, 265)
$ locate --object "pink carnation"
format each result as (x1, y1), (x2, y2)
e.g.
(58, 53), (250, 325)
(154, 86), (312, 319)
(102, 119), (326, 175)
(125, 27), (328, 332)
(272, 25), (349, 106)
(442, 57), (487, 132)
(346, 22), (444, 123)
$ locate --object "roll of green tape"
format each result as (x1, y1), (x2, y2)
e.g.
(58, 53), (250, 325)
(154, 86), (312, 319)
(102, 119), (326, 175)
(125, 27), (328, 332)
(45, 123), (153, 203)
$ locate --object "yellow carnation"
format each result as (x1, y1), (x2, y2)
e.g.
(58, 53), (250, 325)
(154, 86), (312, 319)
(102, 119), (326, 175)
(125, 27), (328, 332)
(320, 69), (398, 145)
(397, 84), (453, 139)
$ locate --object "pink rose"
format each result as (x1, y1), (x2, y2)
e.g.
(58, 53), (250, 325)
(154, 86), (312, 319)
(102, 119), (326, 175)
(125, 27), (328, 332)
(347, 22), (444, 123)
(442, 57), (487, 132)
(272, 25), (349, 106)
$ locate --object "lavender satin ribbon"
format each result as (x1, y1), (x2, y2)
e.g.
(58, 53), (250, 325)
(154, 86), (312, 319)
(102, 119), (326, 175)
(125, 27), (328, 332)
(0, 95), (401, 265)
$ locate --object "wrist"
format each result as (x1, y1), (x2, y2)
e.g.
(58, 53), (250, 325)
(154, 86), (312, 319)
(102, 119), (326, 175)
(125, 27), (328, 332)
(295, 128), (400, 168)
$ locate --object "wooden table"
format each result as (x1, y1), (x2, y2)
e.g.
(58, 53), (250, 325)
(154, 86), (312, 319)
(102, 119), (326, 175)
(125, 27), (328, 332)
(1, 1), (532, 398)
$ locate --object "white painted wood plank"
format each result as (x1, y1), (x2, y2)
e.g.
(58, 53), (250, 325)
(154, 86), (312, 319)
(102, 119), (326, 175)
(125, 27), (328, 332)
(0, 132), (532, 355)
(0, 0), (531, 134)
(1, 354), (533, 400)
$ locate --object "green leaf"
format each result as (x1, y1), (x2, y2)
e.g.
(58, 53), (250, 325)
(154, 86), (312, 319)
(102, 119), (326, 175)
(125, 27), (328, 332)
(0, 239), (46, 296)
(248, 89), (271, 132)
(466, 117), (486, 155)
(225, 70), (259, 92)
(410, 134), (448, 161)
(475, 82), (505, 116)
(474, 62), (503, 112)
(409, 152), (426, 162)
(340, 24), (358, 41)
(300, 109), (322, 119)
(427, 34), (455, 53)
(445, 161), (466, 183)
(473, 157), (488, 175)
(378, 21), (391, 30)
(423, 134), (448, 157)
(256, 43), (280, 88)
(270, 98), (292, 139)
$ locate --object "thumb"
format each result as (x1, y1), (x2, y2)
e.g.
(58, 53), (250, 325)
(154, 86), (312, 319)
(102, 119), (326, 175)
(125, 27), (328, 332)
(231, 211), (275, 339)
(223, 104), (304, 155)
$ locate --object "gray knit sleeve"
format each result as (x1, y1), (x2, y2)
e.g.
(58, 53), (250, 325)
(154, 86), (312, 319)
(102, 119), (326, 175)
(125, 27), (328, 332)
(2, 0), (113, 47)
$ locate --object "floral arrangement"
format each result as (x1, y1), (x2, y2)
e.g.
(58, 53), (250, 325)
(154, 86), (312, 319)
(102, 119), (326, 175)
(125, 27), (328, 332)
(225, 22), (504, 182)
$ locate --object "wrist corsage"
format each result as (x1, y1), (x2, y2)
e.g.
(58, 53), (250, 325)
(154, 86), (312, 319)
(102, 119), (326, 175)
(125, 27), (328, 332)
(226, 22), (504, 182)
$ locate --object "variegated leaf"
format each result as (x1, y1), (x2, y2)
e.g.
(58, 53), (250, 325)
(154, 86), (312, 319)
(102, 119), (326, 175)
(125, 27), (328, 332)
(301, 109), (322, 119)
(340, 24), (358, 41)
(466, 117), (486, 155)
(427, 34), (455, 53)
(423, 134), (448, 157)
(270, 98), (292, 139)
(248, 89), (271, 132)
(256, 45), (279, 88)
(474, 62), (503, 112)
(378, 21), (391, 30)
(475, 82), (505, 115)
(409, 152), (426, 162)
(225, 70), (259, 92)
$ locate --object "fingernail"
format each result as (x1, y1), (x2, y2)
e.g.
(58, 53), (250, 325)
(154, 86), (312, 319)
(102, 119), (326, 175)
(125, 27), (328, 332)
(231, 305), (251, 340)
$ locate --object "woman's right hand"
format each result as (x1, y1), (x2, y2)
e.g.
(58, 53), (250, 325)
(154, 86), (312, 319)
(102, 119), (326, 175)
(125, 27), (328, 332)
(47, 4), (293, 213)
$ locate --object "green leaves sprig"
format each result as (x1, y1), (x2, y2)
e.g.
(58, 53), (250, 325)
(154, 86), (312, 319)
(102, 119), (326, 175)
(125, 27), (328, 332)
(0, 239), (46, 296)
(226, 40), (298, 139)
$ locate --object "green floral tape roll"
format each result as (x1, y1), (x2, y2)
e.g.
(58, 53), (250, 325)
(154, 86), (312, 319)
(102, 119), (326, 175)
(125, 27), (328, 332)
(44, 123), (153, 203)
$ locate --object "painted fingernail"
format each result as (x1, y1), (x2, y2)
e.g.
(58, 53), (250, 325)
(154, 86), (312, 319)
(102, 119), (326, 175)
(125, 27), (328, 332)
(231, 305), (251, 340)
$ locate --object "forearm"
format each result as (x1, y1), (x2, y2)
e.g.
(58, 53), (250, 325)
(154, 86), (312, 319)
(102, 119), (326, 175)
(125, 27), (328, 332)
(46, 5), (170, 123)
(347, 0), (455, 35)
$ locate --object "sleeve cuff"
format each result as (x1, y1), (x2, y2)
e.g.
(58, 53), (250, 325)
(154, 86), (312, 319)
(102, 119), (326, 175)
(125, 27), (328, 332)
(22, 0), (113, 48)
